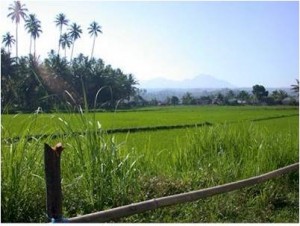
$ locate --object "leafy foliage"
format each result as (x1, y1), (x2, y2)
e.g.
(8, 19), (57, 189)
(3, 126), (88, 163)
(291, 79), (299, 94)
(1, 48), (138, 112)
(2, 32), (15, 53)
(24, 14), (42, 56)
(252, 84), (269, 102)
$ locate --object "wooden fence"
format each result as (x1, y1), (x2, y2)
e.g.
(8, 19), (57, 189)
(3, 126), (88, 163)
(44, 142), (299, 223)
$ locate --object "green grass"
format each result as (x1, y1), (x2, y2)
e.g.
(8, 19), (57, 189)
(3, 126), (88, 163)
(1, 106), (299, 222)
(1, 105), (298, 138)
(114, 119), (298, 178)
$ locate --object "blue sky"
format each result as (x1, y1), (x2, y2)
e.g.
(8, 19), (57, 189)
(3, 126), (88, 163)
(1, 0), (299, 87)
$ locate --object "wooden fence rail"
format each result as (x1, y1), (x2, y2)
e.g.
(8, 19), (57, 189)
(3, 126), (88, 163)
(67, 162), (299, 223)
(44, 142), (298, 223)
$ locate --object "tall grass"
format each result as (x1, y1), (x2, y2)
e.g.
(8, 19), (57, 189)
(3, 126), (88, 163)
(116, 121), (298, 190)
(1, 110), (140, 222)
(57, 111), (140, 215)
(1, 114), (47, 222)
(170, 123), (298, 184)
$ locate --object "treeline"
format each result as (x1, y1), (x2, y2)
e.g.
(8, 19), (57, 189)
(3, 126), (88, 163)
(1, 49), (138, 113)
(137, 84), (299, 107)
(2, 47), (298, 113)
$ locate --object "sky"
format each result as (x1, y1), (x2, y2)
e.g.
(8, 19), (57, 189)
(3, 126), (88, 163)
(1, 0), (299, 88)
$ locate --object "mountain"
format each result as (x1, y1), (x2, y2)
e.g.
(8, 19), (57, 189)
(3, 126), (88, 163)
(138, 74), (236, 89)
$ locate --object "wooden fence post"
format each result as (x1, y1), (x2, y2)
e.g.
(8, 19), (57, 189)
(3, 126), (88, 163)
(44, 143), (64, 222)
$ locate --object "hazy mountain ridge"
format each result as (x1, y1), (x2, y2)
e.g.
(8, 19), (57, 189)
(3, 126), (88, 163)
(137, 74), (295, 101)
(138, 74), (236, 89)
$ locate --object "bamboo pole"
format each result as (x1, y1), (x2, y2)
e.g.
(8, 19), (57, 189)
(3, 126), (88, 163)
(68, 162), (299, 223)
(44, 143), (64, 222)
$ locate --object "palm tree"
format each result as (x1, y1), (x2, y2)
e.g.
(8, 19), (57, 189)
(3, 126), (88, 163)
(68, 22), (82, 61)
(25, 14), (42, 57)
(60, 33), (72, 58)
(55, 13), (69, 55)
(291, 79), (299, 94)
(31, 17), (42, 58)
(88, 21), (102, 59)
(2, 32), (16, 53)
(24, 14), (34, 54)
(7, 1), (28, 58)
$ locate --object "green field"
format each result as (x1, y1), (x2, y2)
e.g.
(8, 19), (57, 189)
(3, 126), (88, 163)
(2, 105), (298, 137)
(1, 106), (299, 222)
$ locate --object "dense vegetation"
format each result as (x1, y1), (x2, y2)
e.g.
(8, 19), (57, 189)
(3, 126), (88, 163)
(1, 106), (299, 223)
(1, 49), (138, 112)
(2, 1), (138, 113)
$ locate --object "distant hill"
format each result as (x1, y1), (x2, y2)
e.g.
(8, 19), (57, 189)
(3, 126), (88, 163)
(138, 74), (236, 89)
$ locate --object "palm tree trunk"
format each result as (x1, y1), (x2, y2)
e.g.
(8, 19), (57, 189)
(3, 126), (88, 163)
(58, 27), (62, 55)
(34, 38), (36, 58)
(70, 42), (75, 61)
(29, 37), (32, 55)
(91, 35), (96, 59)
(16, 22), (18, 58)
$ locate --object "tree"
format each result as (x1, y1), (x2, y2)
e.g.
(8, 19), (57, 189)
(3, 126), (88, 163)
(88, 21), (102, 59)
(59, 33), (72, 58)
(226, 89), (235, 99)
(213, 93), (224, 105)
(2, 32), (15, 53)
(1, 48), (139, 112)
(291, 79), (299, 94)
(224, 89), (236, 104)
(55, 13), (69, 55)
(44, 49), (70, 78)
(1, 48), (18, 111)
(24, 14), (34, 54)
(237, 90), (250, 103)
(7, 0), (28, 58)
(252, 84), (268, 102)
(25, 14), (42, 57)
(198, 95), (212, 105)
(182, 92), (195, 105)
(68, 22), (82, 61)
(271, 89), (288, 104)
(170, 96), (179, 105)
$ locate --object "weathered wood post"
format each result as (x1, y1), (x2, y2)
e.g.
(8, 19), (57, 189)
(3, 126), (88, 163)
(44, 143), (64, 222)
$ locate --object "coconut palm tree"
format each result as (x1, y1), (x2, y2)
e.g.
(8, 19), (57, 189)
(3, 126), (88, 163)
(25, 14), (42, 57)
(60, 32), (72, 58)
(2, 32), (16, 53)
(291, 79), (299, 94)
(68, 22), (82, 61)
(24, 14), (34, 54)
(7, 1), (28, 58)
(31, 17), (42, 58)
(88, 21), (102, 59)
(55, 13), (69, 55)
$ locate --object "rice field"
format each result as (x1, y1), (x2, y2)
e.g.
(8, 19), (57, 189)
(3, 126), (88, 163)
(1, 105), (298, 137)
(1, 106), (299, 223)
